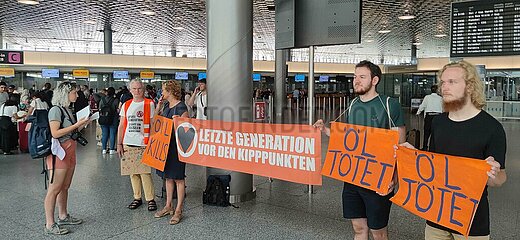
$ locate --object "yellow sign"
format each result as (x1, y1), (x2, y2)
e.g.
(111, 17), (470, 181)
(140, 71), (155, 79)
(73, 69), (90, 78)
(0, 68), (15, 77)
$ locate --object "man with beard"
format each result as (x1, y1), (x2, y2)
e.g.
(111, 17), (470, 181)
(314, 60), (406, 240)
(419, 61), (506, 240)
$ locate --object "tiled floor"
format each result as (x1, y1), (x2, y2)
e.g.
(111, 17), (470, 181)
(0, 115), (518, 239)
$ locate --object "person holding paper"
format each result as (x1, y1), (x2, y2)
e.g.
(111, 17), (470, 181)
(117, 79), (157, 212)
(421, 61), (507, 239)
(152, 80), (189, 225)
(314, 60), (406, 240)
(43, 82), (90, 235)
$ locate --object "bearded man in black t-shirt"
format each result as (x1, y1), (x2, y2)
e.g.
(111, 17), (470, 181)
(403, 60), (507, 240)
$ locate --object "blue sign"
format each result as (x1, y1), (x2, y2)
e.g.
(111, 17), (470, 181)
(198, 72), (206, 80)
(175, 72), (189, 80)
(42, 68), (60, 78)
(319, 75), (329, 82)
(113, 70), (129, 79)
(253, 73), (261, 81)
(295, 74), (305, 82)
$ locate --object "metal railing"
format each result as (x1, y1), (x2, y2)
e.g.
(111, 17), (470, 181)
(485, 101), (520, 120)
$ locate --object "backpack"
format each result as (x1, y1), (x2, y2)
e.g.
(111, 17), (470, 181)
(98, 97), (116, 126)
(203, 175), (231, 207)
(27, 106), (65, 188)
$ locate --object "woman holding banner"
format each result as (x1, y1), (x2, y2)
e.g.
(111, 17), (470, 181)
(153, 80), (189, 225)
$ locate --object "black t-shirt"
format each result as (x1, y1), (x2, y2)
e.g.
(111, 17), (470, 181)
(427, 111), (506, 236)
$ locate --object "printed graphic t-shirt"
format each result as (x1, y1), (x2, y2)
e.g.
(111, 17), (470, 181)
(119, 100), (155, 146)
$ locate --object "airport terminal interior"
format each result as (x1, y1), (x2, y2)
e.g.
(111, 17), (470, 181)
(0, 0), (519, 239)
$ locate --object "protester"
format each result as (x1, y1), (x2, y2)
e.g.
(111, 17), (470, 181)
(44, 82), (90, 235)
(314, 60), (406, 240)
(402, 60), (507, 240)
(117, 79), (157, 211)
(153, 80), (189, 224)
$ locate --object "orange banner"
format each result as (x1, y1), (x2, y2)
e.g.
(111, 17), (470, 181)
(321, 122), (398, 194)
(392, 148), (490, 236)
(173, 118), (322, 185)
(141, 116), (174, 171)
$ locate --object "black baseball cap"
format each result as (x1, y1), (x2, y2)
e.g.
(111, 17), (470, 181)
(198, 78), (206, 84)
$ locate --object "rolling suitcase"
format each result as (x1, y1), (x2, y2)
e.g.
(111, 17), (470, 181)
(18, 121), (29, 153)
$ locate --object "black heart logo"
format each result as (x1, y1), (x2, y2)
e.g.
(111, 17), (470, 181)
(177, 127), (196, 153)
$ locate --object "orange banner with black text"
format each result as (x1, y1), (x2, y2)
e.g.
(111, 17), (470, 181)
(141, 115), (174, 171)
(321, 122), (399, 195)
(391, 148), (490, 236)
(173, 117), (322, 185)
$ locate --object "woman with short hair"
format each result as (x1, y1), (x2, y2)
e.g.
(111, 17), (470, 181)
(153, 80), (189, 225)
(44, 82), (90, 235)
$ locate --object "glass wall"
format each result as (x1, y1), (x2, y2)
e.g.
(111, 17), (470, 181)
(378, 72), (437, 107)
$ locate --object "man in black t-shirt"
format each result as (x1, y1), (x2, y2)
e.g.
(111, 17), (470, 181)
(403, 61), (507, 240)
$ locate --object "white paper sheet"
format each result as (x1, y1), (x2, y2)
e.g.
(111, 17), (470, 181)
(76, 106), (90, 121)
(90, 112), (100, 121)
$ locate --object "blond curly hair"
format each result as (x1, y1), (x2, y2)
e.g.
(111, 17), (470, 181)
(438, 60), (486, 109)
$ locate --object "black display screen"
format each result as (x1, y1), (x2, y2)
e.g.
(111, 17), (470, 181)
(450, 0), (520, 57)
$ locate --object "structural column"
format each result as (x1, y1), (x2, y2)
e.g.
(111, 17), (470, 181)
(206, 0), (255, 203)
(104, 26), (112, 54)
(411, 44), (417, 65)
(0, 29), (3, 49)
(170, 47), (177, 57)
(307, 46), (315, 194)
(275, 49), (288, 123)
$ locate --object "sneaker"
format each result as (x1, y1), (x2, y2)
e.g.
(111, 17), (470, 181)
(109, 150), (117, 155)
(97, 142), (102, 147)
(44, 223), (69, 235)
(57, 214), (83, 226)
(102, 150), (107, 155)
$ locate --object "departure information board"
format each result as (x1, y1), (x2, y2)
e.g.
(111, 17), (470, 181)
(450, 0), (520, 57)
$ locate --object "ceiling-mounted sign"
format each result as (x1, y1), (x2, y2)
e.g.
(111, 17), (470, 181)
(0, 51), (24, 64)
(0, 68), (15, 77)
(73, 69), (90, 78)
(140, 71), (155, 79)
(275, 0), (362, 49)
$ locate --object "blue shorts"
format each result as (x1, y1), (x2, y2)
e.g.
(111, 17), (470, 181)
(342, 183), (393, 230)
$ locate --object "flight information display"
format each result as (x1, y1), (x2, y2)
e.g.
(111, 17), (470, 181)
(450, 0), (520, 57)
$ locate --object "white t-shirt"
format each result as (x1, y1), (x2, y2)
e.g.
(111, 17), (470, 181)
(0, 105), (18, 122)
(195, 92), (207, 120)
(30, 98), (49, 110)
(119, 100), (155, 146)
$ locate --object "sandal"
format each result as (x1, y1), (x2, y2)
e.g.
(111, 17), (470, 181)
(154, 207), (173, 218)
(128, 199), (142, 210)
(147, 200), (158, 211)
(169, 211), (182, 225)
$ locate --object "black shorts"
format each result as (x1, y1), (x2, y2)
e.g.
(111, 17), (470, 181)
(342, 183), (394, 230)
